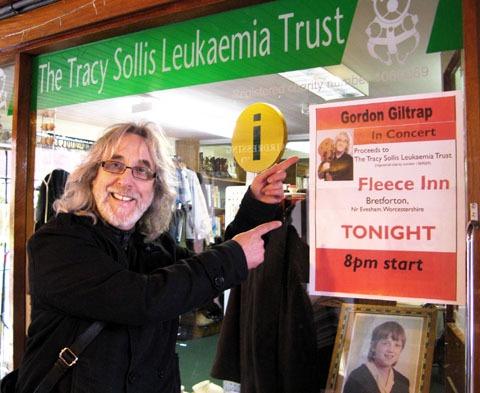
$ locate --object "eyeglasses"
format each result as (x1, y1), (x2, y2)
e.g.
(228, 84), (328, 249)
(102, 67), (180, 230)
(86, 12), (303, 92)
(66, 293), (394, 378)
(100, 160), (156, 181)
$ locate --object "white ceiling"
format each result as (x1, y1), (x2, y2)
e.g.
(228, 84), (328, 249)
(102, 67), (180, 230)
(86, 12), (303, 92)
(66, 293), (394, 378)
(51, 0), (450, 144)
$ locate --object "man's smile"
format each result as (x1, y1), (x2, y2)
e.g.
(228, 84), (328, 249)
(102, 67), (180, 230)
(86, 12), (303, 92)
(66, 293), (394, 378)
(110, 192), (135, 202)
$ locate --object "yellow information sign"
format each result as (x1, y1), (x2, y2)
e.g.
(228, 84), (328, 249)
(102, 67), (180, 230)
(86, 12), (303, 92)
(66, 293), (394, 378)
(231, 102), (287, 173)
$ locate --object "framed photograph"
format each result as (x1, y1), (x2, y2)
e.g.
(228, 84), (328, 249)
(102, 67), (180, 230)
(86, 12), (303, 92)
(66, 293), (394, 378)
(326, 304), (437, 393)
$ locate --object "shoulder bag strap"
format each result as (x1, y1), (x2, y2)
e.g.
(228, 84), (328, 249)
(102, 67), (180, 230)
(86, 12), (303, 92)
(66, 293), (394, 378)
(33, 321), (106, 393)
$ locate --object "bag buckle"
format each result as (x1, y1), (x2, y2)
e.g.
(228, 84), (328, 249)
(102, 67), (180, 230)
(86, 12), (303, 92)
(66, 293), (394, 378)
(59, 347), (78, 367)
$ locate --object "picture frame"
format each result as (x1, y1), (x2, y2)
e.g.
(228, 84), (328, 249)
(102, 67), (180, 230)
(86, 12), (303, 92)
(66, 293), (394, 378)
(326, 304), (437, 393)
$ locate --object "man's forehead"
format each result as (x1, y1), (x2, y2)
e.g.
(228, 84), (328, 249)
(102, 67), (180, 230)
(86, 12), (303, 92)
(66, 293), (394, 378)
(107, 134), (154, 163)
(110, 153), (152, 167)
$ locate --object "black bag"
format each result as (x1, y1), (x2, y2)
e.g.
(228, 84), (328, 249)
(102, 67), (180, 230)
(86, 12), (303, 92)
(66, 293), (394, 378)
(0, 369), (18, 393)
(0, 321), (104, 393)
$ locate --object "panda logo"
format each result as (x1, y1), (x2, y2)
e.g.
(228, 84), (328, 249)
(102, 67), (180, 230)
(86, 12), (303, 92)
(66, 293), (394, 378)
(365, 0), (420, 65)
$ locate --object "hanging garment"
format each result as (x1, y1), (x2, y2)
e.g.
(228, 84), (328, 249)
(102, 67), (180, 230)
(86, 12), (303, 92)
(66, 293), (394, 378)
(34, 169), (69, 232)
(168, 164), (192, 244)
(178, 166), (192, 206)
(211, 224), (319, 393)
(184, 168), (213, 242)
(168, 207), (186, 244)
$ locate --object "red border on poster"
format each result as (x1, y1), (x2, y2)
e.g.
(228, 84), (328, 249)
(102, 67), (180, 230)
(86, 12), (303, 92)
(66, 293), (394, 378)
(309, 92), (465, 304)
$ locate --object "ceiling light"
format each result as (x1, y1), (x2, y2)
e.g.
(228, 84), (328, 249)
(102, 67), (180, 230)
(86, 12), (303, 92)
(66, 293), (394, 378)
(131, 101), (152, 113)
(279, 65), (368, 101)
(131, 91), (241, 138)
(286, 141), (310, 155)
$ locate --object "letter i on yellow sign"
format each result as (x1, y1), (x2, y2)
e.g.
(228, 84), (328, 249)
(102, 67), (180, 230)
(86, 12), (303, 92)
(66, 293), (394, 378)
(232, 102), (287, 173)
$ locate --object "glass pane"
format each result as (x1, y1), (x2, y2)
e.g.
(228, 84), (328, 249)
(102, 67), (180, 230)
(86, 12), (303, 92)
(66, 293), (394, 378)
(0, 63), (15, 377)
(27, 1), (466, 392)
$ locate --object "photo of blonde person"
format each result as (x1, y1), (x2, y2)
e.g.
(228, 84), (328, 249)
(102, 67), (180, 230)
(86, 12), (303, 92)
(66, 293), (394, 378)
(317, 131), (353, 181)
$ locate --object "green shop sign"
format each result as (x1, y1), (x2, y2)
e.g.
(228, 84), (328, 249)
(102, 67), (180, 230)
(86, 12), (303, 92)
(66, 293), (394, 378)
(32, 0), (462, 110)
(33, 0), (358, 109)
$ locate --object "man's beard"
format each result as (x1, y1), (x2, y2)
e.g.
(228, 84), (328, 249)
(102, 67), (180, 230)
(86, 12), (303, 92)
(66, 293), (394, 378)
(93, 186), (153, 230)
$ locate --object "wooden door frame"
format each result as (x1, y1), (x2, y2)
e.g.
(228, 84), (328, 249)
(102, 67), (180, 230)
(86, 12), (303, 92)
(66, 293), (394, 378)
(462, 0), (480, 391)
(7, 4), (480, 390)
(11, 52), (35, 367)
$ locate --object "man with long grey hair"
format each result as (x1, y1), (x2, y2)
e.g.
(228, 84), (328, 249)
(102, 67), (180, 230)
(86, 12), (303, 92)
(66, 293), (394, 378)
(15, 122), (297, 393)
(325, 131), (353, 181)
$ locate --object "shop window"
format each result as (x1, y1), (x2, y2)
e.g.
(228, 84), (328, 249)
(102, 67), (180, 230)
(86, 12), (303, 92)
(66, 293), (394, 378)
(27, 1), (467, 392)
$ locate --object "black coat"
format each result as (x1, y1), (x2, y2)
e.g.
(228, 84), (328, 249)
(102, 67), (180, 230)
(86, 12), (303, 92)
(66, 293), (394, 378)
(343, 364), (410, 393)
(211, 224), (319, 393)
(34, 169), (69, 231)
(330, 153), (353, 181)
(16, 190), (271, 393)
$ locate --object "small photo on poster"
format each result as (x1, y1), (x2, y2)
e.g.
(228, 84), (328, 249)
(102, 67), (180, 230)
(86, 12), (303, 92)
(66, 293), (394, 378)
(317, 129), (354, 182)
